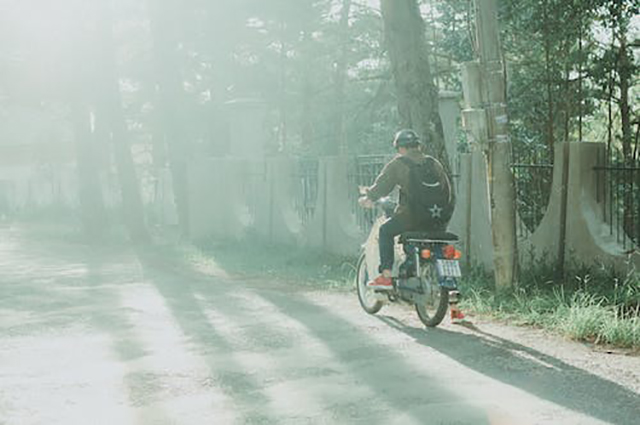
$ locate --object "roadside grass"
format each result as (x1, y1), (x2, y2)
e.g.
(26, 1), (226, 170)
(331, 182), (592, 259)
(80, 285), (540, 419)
(169, 237), (358, 291)
(460, 265), (640, 349)
(9, 219), (131, 246)
(7, 205), (140, 247)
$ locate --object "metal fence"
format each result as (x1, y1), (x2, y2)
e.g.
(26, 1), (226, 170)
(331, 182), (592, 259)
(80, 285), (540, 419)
(347, 155), (390, 233)
(291, 158), (319, 226)
(346, 154), (462, 234)
(242, 163), (268, 226)
(595, 149), (640, 251)
(512, 147), (554, 237)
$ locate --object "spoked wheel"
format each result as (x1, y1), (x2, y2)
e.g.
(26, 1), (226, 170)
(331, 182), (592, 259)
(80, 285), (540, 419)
(415, 264), (449, 327)
(355, 253), (383, 315)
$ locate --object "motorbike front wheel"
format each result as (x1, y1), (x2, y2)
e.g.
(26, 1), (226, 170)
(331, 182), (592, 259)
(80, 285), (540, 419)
(355, 253), (383, 315)
(415, 264), (449, 327)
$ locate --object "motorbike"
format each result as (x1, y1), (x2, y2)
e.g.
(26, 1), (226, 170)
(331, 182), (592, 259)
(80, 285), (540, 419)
(356, 198), (463, 327)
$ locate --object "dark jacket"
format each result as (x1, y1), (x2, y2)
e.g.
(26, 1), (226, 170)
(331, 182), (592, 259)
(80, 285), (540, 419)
(366, 149), (453, 225)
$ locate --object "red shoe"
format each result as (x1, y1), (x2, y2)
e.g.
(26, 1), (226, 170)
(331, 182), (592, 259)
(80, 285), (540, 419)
(367, 275), (393, 290)
(451, 306), (465, 320)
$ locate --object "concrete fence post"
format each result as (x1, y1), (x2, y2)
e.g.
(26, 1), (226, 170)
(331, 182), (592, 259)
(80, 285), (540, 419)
(304, 156), (363, 256)
(253, 157), (303, 245)
(524, 142), (639, 273)
(188, 158), (251, 241)
(564, 143), (639, 271)
(449, 151), (494, 270)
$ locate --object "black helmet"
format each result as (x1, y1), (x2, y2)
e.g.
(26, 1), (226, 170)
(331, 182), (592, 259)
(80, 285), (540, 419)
(393, 129), (421, 149)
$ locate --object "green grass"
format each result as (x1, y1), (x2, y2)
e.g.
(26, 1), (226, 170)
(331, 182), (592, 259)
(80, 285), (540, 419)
(459, 266), (640, 349)
(169, 237), (358, 291)
(9, 219), (132, 247)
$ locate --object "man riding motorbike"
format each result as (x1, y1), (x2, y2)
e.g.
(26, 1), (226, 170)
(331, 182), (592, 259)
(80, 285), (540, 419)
(358, 129), (455, 290)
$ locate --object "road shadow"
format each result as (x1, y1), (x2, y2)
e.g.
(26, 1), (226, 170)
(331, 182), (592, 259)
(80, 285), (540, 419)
(136, 259), (280, 424)
(377, 316), (640, 425)
(0, 232), (177, 422)
(136, 252), (492, 425)
(0, 233), (136, 330)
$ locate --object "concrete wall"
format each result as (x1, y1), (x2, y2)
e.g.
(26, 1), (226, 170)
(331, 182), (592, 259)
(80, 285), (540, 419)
(187, 158), (253, 241)
(439, 91), (463, 163)
(448, 152), (494, 269)
(0, 165), (79, 211)
(451, 142), (640, 274)
(518, 142), (639, 273)
(186, 96), (639, 274)
(187, 155), (364, 254)
(302, 157), (364, 256)
(186, 93), (467, 255)
(251, 158), (304, 245)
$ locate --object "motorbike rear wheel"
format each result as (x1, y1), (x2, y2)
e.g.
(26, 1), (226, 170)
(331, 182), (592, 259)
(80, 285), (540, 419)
(355, 253), (383, 315)
(415, 264), (449, 327)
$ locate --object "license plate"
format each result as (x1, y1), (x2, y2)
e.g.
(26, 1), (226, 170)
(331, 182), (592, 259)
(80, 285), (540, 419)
(436, 260), (462, 278)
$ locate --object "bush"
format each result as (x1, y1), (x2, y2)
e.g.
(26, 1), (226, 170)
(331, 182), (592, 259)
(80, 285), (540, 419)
(460, 263), (640, 348)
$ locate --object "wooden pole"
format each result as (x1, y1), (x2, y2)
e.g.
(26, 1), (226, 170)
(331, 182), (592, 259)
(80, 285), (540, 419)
(461, 0), (518, 289)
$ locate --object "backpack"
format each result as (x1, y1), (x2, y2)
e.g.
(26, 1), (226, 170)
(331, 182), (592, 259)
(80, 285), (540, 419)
(400, 156), (453, 222)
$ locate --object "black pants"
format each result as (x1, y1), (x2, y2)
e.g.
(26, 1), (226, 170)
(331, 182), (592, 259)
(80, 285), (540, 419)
(378, 215), (441, 272)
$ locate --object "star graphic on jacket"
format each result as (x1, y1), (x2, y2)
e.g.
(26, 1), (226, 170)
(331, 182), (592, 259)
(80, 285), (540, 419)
(430, 204), (443, 219)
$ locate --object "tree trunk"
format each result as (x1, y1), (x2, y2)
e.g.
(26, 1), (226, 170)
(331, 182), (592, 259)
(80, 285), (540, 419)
(95, 3), (149, 244)
(607, 62), (614, 155)
(542, 0), (555, 150)
(203, 1), (236, 156)
(99, 103), (150, 244)
(467, 0), (518, 289)
(332, 0), (352, 155)
(617, 26), (632, 164)
(147, 0), (191, 236)
(616, 19), (634, 240)
(71, 103), (108, 241)
(578, 22), (584, 141)
(380, 0), (448, 170)
(563, 44), (571, 144)
(301, 30), (314, 151)
(278, 25), (289, 153)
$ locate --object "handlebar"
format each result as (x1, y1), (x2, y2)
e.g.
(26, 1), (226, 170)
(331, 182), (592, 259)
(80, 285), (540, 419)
(376, 197), (397, 215)
(358, 187), (397, 216)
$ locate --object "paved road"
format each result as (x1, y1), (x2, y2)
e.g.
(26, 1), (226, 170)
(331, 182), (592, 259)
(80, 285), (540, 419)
(1, 228), (639, 425)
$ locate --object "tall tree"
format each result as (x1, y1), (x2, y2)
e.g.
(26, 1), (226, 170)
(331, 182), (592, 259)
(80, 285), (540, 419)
(71, 102), (109, 240)
(500, 0), (598, 154)
(332, 0), (353, 155)
(595, 0), (639, 239)
(380, 0), (448, 169)
(147, 0), (191, 235)
(606, 0), (636, 165)
(16, 0), (111, 240)
(93, 1), (149, 243)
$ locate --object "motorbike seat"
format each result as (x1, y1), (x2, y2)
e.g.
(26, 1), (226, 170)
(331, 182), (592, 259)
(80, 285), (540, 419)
(400, 231), (459, 243)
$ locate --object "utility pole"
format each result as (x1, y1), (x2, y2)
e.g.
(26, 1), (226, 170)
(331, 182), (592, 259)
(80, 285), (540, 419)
(461, 0), (518, 289)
